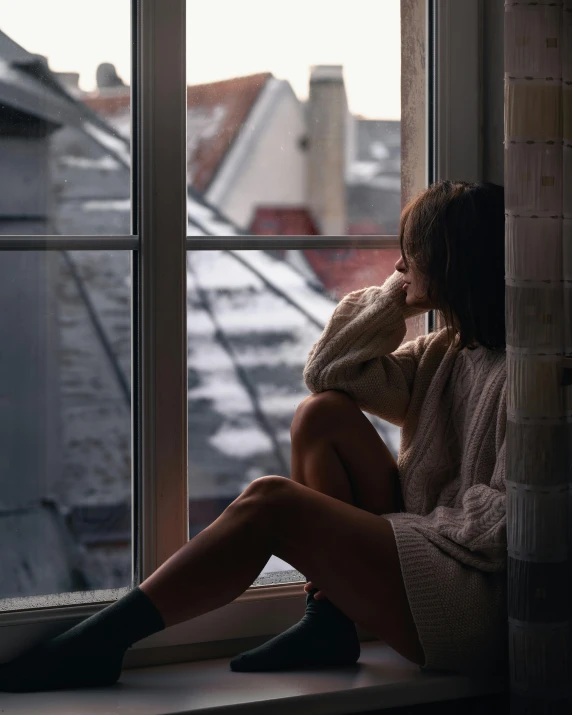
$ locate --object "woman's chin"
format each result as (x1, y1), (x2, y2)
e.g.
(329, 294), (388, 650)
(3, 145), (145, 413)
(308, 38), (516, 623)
(405, 297), (430, 312)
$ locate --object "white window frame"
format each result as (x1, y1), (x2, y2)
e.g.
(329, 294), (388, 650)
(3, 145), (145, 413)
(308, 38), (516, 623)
(0, 0), (482, 667)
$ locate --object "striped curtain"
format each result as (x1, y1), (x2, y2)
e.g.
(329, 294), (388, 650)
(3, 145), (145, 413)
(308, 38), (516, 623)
(504, 1), (572, 712)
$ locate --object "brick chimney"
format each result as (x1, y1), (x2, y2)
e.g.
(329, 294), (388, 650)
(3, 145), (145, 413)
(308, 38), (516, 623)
(306, 65), (348, 236)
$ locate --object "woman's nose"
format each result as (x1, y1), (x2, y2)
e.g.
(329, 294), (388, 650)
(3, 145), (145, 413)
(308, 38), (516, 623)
(395, 255), (405, 272)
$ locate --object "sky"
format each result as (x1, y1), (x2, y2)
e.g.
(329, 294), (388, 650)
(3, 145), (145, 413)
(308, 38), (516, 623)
(0, 0), (401, 119)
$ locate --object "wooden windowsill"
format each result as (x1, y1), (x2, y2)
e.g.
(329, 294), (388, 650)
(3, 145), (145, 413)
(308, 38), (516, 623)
(0, 641), (507, 715)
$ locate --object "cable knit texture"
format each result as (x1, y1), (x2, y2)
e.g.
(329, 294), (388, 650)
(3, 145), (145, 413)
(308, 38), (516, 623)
(303, 271), (508, 675)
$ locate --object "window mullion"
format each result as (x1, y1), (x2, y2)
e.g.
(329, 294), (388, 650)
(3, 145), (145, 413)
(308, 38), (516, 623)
(0, 236), (138, 250)
(186, 236), (400, 250)
(136, 0), (188, 581)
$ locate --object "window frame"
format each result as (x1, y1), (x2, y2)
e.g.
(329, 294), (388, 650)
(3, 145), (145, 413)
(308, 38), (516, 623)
(0, 0), (482, 667)
(430, 0), (481, 183)
(133, 0), (188, 585)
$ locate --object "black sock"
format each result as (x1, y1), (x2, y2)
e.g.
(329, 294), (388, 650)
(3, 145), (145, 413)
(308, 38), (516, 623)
(230, 587), (360, 672)
(0, 586), (165, 692)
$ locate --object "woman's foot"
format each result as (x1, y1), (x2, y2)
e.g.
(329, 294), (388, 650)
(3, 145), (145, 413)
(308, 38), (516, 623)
(0, 636), (124, 692)
(0, 587), (165, 692)
(230, 588), (360, 672)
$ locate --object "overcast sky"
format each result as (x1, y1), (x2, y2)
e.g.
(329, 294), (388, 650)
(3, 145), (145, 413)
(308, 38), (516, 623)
(0, 0), (401, 119)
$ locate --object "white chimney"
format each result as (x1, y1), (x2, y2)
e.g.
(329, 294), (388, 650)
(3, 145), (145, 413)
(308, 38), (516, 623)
(56, 71), (80, 89)
(55, 71), (84, 97)
(306, 65), (348, 236)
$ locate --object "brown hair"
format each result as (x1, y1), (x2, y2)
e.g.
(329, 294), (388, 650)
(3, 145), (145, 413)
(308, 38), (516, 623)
(399, 180), (505, 351)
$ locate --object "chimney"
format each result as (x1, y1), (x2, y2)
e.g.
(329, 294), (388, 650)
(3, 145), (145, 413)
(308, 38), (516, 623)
(96, 62), (126, 89)
(55, 71), (81, 94)
(306, 65), (348, 236)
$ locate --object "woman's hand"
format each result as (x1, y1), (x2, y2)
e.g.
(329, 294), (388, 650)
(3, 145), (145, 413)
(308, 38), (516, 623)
(304, 581), (325, 600)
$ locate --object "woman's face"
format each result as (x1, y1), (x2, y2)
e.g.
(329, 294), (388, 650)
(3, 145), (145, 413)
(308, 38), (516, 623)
(394, 253), (435, 311)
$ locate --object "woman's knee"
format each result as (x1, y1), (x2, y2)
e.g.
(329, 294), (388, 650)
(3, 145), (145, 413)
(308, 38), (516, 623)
(237, 475), (294, 530)
(240, 475), (293, 513)
(290, 390), (359, 442)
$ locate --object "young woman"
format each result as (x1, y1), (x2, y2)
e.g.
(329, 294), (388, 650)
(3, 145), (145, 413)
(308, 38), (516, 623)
(0, 180), (508, 692)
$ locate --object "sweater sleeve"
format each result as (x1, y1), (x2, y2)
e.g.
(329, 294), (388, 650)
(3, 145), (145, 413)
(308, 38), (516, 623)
(303, 271), (434, 426)
(386, 395), (508, 573)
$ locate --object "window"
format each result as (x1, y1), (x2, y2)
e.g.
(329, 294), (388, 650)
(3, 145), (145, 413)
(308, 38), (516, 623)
(0, 0), (481, 663)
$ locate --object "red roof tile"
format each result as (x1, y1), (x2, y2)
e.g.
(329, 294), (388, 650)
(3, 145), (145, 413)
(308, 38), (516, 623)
(187, 73), (271, 192)
(348, 220), (390, 235)
(303, 247), (401, 299)
(249, 207), (320, 236)
(82, 91), (130, 118)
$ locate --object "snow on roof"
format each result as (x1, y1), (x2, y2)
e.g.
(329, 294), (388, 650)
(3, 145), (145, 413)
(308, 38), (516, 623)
(83, 121), (130, 167)
(59, 155), (121, 171)
(187, 248), (399, 500)
(229, 249), (335, 328)
(187, 188), (246, 236)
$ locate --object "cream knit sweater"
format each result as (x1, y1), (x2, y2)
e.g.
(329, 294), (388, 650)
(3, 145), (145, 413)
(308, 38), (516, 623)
(303, 270), (508, 674)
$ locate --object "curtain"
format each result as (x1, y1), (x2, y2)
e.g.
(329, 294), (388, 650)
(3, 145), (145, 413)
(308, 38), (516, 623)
(504, 1), (572, 712)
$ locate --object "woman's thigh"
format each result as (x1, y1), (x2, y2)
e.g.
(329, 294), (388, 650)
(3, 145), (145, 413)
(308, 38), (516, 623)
(291, 391), (404, 514)
(252, 476), (424, 667)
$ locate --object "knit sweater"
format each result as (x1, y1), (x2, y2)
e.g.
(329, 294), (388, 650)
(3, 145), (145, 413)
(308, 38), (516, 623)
(303, 270), (508, 674)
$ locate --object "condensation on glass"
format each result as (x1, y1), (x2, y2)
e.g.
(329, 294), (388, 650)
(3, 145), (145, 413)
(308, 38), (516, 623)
(0, 2), (131, 236)
(186, 248), (425, 581)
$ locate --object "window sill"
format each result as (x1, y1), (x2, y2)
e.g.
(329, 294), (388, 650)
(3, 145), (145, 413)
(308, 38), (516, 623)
(0, 641), (508, 715)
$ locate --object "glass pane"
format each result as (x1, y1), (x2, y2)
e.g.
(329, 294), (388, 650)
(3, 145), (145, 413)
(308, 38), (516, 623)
(0, 1), (131, 236)
(187, 248), (426, 583)
(186, 0), (401, 236)
(0, 250), (132, 609)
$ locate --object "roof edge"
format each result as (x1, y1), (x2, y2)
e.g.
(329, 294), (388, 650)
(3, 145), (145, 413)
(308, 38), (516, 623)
(205, 77), (292, 208)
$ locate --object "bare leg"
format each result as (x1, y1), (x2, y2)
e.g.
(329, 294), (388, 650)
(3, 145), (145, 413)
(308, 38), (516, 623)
(228, 389), (404, 671)
(141, 391), (423, 666)
(290, 390), (402, 513)
(139, 482), (281, 627)
(140, 475), (424, 666)
(0, 392), (422, 694)
(290, 390), (403, 598)
(141, 390), (403, 626)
